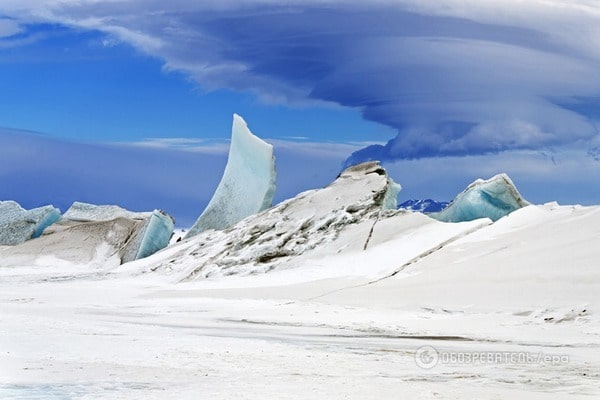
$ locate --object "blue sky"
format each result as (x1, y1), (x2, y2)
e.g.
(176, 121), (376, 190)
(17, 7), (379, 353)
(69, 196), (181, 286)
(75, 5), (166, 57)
(1, 1), (599, 225)
(0, 23), (391, 143)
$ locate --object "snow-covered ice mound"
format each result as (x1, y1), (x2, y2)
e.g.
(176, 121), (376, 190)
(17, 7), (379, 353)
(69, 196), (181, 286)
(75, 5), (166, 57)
(186, 114), (276, 238)
(0, 200), (61, 245)
(125, 161), (488, 282)
(0, 202), (174, 267)
(430, 173), (530, 222)
(129, 161), (402, 279)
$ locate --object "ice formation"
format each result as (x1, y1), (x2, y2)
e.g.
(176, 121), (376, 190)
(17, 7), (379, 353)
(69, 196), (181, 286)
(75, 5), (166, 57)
(59, 202), (175, 263)
(129, 161), (409, 280)
(134, 210), (176, 260)
(0, 200), (61, 245)
(186, 114), (276, 238)
(0, 202), (174, 267)
(430, 173), (530, 222)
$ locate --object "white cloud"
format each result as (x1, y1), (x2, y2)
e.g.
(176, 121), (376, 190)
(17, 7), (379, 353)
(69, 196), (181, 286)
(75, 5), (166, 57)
(1, 1), (599, 159)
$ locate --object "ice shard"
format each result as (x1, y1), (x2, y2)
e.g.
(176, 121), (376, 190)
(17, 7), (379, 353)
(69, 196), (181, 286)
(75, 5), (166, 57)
(430, 173), (530, 223)
(186, 114), (276, 238)
(0, 200), (61, 245)
(133, 210), (176, 260)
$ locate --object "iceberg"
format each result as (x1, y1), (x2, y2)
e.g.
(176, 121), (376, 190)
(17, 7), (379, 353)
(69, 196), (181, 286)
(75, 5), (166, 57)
(186, 114), (276, 238)
(430, 173), (530, 222)
(0, 200), (61, 245)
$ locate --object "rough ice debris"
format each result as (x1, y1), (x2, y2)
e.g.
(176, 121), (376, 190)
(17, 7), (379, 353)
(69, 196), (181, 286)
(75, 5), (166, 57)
(59, 202), (175, 262)
(186, 114), (276, 238)
(430, 173), (530, 223)
(0, 200), (61, 245)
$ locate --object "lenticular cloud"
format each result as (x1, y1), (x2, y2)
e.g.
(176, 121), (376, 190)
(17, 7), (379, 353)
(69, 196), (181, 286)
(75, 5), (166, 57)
(2, 1), (600, 159)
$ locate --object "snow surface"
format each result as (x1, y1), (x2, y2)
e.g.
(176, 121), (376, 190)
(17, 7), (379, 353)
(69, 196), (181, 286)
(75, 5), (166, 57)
(63, 201), (154, 222)
(1, 165), (599, 399)
(186, 114), (276, 238)
(1, 202), (598, 399)
(0, 200), (61, 245)
(430, 173), (530, 222)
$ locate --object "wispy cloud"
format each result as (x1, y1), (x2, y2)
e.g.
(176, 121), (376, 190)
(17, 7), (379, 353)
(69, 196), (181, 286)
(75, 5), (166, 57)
(0, 18), (21, 38)
(126, 137), (231, 154)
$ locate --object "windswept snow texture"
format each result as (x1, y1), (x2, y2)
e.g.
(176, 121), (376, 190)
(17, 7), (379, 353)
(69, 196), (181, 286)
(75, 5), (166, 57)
(0, 201), (61, 245)
(431, 173), (530, 223)
(399, 199), (449, 213)
(186, 114), (276, 238)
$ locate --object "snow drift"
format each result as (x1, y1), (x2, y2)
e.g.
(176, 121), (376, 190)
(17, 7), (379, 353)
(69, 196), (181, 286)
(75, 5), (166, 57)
(186, 114), (276, 238)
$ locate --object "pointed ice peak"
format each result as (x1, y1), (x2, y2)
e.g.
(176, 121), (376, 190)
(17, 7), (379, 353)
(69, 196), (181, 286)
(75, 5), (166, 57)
(430, 173), (530, 223)
(186, 114), (276, 238)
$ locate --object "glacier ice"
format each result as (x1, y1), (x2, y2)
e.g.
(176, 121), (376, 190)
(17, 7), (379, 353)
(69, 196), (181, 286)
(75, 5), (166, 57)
(0, 202), (175, 267)
(132, 210), (176, 260)
(186, 114), (276, 238)
(430, 173), (530, 223)
(0, 200), (61, 245)
(60, 202), (175, 263)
